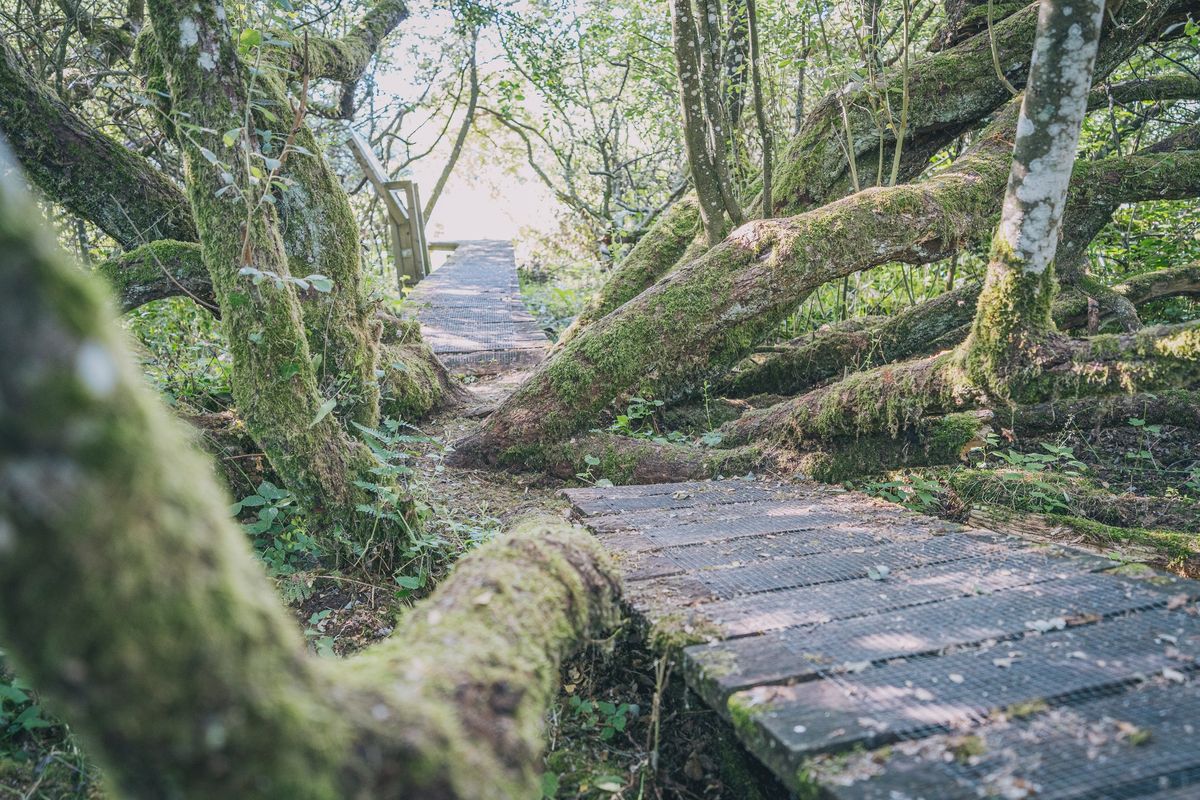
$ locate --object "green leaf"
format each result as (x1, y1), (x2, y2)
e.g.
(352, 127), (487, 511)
(540, 772), (559, 799)
(222, 127), (242, 147)
(239, 28), (263, 50)
(256, 481), (288, 500)
(305, 274), (334, 293)
(199, 147), (219, 164)
(310, 397), (337, 428)
(394, 574), (423, 590)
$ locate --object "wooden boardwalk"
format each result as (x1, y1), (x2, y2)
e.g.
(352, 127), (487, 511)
(407, 239), (549, 374)
(563, 479), (1200, 799)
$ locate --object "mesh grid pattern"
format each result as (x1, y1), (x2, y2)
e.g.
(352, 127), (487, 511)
(405, 240), (548, 373)
(645, 548), (1105, 637)
(565, 478), (1200, 799)
(685, 572), (1185, 703)
(650, 534), (1007, 602)
(749, 608), (1200, 754)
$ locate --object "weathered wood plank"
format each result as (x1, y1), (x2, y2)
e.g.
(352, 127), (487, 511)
(407, 240), (549, 375)
(731, 609), (1200, 784)
(564, 478), (1200, 798)
(685, 572), (1193, 711)
(637, 533), (1008, 605)
(828, 678), (1200, 799)
(629, 546), (1112, 638)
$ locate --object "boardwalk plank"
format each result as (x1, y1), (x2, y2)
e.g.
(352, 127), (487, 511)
(563, 478), (1200, 797)
(732, 609), (1200, 782)
(407, 240), (549, 374)
(685, 573), (1192, 710)
(830, 679), (1200, 800)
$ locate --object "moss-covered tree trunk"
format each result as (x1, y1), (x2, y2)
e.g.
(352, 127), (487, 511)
(453, 0), (1176, 470)
(964, 0), (1106, 398)
(557, 0), (1172, 353)
(144, 0), (392, 541)
(0, 33), (197, 248)
(0, 153), (621, 798)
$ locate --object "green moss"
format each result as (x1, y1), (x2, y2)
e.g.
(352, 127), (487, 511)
(1003, 699), (1049, 720)
(647, 613), (722, 655)
(563, 197), (702, 342)
(146, 0), (404, 549)
(725, 692), (765, 739)
(964, 235), (1058, 401)
(378, 339), (452, 421)
(95, 240), (211, 311)
(343, 517), (622, 798)
(1047, 515), (1200, 574)
(0, 169), (355, 798)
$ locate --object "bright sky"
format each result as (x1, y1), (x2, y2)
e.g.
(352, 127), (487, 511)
(370, 4), (567, 243)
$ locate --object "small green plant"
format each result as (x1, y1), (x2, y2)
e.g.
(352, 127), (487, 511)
(1124, 417), (1164, 474)
(608, 397), (665, 438)
(303, 610), (336, 658)
(986, 441), (1087, 475)
(1184, 465), (1200, 495)
(568, 696), (639, 741)
(232, 481), (321, 600)
(0, 671), (53, 742)
(575, 455), (615, 488)
(864, 475), (944, 512)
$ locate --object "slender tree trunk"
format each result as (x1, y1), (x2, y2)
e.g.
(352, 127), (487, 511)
(694, 0), (745, 225)
(965, 0), (1107, 399)
(424, 28), (480, 221)
(723, 0), (751, 125)
(746, 0), (772, 217)
(452, 0), (1179, 467)
(671, 0), (729, 244)
(144, 0), (397, 543)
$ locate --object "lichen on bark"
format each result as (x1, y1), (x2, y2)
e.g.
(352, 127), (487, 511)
(965, 0), (1105, 399)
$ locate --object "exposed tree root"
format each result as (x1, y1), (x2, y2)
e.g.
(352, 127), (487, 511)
(1006, 389), (1200, 435)
(721, 287), (979, 398)
(721, 260), (1200, 400)
(479, 432), (763, 484)
(944, 469), (1200, 532)
(377, 314), (471, 420)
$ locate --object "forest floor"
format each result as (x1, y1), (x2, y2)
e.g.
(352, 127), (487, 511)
(0, 367), (759, 800)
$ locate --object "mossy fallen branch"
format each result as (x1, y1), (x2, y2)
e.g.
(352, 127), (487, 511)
(0, 162), (622, 798)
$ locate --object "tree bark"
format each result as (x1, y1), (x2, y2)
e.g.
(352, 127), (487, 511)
(558, 196), (702, 345)
(693, 0), (745, 226)
(290, 0), (410, 84)
(561, 0), (1175, 349)
(964, 0), (1106, 398)
(746, 0), (772, 217)
(723, 0), (751, 125)
(0, 33), (197, 248)
(423, 29), (479, 221)
(144, 0), (392, 544)
(774, 0), (1177, 213)
(721, 145), (1200, 397)
(452, 105), (1023, 467)
(671, 0), (729, 245)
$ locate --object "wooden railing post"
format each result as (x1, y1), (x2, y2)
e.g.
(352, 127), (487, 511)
(345, 130), (431, 290)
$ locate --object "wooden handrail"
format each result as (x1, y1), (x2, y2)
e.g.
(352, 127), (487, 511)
(345, 129), (431, 288)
